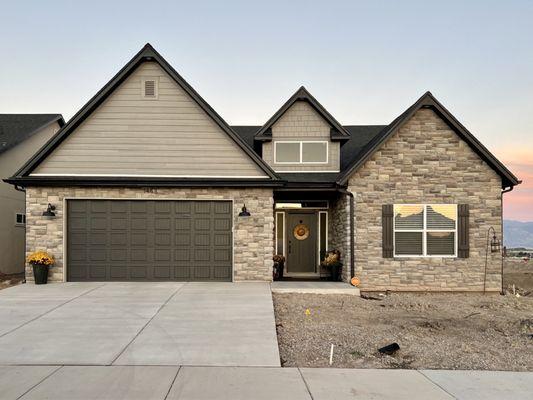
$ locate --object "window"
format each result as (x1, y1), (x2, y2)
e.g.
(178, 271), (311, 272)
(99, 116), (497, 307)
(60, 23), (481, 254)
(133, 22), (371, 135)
(15, 213), (26, 226)
(393, 204), (457, 257)
(274, 141), (328, 164)
(142, 78), (158, 99)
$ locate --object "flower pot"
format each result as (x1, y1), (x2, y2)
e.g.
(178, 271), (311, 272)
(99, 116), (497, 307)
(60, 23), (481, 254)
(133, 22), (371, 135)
(32, 264), (49, 284)
(329, 263), (342, 282)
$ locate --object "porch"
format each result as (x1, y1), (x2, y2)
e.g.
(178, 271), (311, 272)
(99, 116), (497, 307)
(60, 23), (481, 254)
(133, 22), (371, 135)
(273, 188), (353, 283)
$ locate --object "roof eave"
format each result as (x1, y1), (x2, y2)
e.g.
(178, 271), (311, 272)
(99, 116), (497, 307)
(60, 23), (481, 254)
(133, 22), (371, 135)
(4, 176), (285, 188)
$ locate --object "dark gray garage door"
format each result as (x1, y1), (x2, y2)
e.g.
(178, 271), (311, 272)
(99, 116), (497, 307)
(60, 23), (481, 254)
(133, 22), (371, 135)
(67, 200), (233, 281)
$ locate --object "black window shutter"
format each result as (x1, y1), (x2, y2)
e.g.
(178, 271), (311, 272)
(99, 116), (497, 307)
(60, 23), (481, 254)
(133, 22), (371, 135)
(382, 204), (394, 258)
(458, 204), (470, 258)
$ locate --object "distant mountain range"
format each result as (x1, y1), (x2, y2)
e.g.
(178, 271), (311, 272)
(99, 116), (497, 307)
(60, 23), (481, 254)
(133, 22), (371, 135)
(504, 220), (533, 248)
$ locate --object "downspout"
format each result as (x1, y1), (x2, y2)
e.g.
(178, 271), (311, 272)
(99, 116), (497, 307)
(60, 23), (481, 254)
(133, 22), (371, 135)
(337, 188), (355, 280)
(500, 185), (515, 295)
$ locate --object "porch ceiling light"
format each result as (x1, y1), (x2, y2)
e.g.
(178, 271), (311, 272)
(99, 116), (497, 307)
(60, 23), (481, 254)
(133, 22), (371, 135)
(238, 204), (251, 217)
(42, 203), (56, 218)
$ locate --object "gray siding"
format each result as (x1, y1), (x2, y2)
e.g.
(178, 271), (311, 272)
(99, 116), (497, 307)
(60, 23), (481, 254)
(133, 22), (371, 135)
(262, 101), (340, 172)
(0, 122), (60, 274)
(32, 62), (267, 178)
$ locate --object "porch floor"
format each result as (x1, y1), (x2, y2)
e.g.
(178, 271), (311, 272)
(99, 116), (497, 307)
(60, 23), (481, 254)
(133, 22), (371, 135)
(270, 281), (360, 296)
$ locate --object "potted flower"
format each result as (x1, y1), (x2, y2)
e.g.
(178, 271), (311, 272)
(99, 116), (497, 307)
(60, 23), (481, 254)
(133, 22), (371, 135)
(27, 251), (54, 285)
(321, 249), (343, 282)
(273, 255), (286, 280)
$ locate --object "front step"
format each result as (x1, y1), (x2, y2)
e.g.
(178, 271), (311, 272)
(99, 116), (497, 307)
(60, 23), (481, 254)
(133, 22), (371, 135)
(270, 281), (360, 295)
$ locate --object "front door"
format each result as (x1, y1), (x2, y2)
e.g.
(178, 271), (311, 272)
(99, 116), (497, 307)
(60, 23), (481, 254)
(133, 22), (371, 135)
(287, 212), (317, 274)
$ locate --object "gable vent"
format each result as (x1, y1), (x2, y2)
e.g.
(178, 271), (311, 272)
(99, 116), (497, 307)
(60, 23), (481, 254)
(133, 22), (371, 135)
(143, 79), (157, 98)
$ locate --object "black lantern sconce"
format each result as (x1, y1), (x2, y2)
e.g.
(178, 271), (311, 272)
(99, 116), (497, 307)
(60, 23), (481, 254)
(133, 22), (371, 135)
(490, 230), (501, 253)
(238, 204), (251, 217)
(483, 226), (501, 293)
(42, 203), (56, 218)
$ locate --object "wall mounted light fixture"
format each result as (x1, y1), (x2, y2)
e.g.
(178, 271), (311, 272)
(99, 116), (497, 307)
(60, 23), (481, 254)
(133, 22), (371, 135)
(238, 204), (251, 217)
(42, 204), (56, 218)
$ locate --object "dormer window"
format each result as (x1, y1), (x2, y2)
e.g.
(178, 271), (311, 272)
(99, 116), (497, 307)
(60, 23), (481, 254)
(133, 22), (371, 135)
(141, 78), (158, 99)
(274, 141), (328, 164)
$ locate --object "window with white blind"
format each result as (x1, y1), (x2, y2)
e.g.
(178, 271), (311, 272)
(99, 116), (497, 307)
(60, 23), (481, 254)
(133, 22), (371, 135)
(393, 204), (457, 257)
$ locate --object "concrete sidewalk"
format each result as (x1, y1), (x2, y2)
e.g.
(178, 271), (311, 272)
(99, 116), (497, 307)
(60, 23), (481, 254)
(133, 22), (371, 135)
(2, 366), (532, 400)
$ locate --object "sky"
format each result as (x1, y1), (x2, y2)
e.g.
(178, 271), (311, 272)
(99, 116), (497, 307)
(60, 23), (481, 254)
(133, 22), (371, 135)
(1, 0), (531, 221)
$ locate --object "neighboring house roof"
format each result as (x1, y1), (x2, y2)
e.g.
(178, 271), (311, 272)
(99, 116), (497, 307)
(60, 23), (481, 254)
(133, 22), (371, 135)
(0, 114), (64, 156)
(254, 86), (351, 142)
(336, 92), (521, 189)
(9, 43), (279, 184)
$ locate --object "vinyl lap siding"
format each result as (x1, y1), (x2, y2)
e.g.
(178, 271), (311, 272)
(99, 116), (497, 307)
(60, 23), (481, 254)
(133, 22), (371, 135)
(31, 62), (266, 178)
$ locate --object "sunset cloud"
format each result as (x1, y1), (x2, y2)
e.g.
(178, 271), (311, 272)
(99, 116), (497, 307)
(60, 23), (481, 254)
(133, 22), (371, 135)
(498, 151), (532, 222)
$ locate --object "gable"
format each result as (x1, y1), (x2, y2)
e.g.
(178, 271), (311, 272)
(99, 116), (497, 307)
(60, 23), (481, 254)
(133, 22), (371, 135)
(338, 92), (520, 189)
(271, 101), (331, 137)
(31, 62), (268, 178)
(349, 108), (502, 187)
(255, 86), (350, 141)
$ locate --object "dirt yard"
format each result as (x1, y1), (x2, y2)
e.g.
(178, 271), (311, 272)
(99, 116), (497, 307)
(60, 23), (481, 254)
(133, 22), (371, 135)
(504, 258), (533, 293)
(274, 265), (533, 371)
(0, 273), (24, 291)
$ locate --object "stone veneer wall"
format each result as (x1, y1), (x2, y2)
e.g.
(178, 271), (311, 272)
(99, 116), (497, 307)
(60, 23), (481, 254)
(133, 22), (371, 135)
(348, 109), (503, 291)
(330, 195), (351, 282)
(25, 187), (274, 282)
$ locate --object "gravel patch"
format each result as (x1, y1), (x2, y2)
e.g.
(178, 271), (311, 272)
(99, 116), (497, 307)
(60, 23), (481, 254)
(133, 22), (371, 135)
(274, 291), (533, 371)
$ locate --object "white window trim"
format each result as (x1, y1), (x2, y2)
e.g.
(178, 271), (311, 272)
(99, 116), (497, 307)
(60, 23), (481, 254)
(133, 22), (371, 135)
(141, 77), (159, 99)
(15, 213), (26, 227)
(317, 211), (328, 267)
(274, 141), (329, 164)
(275, 211), (286, 257)
(393, 204), (457, 258)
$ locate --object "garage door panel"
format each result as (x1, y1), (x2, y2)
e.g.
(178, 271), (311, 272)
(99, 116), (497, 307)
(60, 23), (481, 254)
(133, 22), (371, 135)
(110, 249), (127, 261)
(195, 219), (210, 230)
(91, 202), (107, 213)
(174, 266), (190, 279)
(176, 233), (190, 245)
(131, 249), (148, 261)
(154, 266), (171, 279)
(195, 202), (211, 214)
(214, 202), (231, 214)
(89, 249), (107, 261)
(194, 233), (210, 246)
(90, 233), (107, 245)
(89, 265), (107, 279)
(214, 266), (232, 280)
(155, 233), (171, 246)
(154, 249), (171, 261)
(110, 266), (127, 279)
(67, 200), (232, 282)
(175, 249), (190, 262)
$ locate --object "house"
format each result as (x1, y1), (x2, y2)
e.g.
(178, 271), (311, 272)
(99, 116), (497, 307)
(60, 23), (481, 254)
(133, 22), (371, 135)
(5, 44), (520, 291)
(0, 114), (64, 275)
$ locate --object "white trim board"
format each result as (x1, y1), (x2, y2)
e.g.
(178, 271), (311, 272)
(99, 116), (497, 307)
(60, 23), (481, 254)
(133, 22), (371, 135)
(31, 173), (270, 179)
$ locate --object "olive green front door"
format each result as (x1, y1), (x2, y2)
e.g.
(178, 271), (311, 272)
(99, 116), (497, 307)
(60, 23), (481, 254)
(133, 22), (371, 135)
(287, 212), (317, 274)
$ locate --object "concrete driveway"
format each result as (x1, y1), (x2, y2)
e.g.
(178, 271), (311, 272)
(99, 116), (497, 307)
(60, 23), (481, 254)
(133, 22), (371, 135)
(0, 282), (280, 366)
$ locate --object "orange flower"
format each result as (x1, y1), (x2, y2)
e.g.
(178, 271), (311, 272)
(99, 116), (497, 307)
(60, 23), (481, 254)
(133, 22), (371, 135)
(27, 251), (54, 266)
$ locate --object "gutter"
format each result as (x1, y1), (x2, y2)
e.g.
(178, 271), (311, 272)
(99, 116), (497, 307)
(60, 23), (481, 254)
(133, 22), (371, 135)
(337, 187), (355, 280)
(500, 185), (515, 295)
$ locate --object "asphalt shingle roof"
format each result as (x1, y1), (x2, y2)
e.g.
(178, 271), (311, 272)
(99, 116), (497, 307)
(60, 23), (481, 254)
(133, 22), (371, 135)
(0, 114), (64, 155)
(231, 124), (387, 182)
